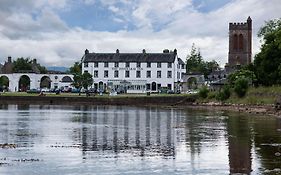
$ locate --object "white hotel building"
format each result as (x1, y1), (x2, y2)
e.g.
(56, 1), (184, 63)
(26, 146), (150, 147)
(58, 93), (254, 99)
(81, 49), (185, 93)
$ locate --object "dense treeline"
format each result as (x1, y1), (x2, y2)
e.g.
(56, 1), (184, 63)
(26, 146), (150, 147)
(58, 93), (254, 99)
(185, 44), (220, 78)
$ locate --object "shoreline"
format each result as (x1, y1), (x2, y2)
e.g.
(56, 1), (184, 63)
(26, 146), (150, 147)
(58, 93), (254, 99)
(0, 95), (279, 117)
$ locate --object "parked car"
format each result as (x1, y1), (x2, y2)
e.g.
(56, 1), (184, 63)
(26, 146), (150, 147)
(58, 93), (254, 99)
(71, 88), (80, 93)
(41, 88), (49, 92)
(27, 88), (41, 94)
(167, 90), (174, 94)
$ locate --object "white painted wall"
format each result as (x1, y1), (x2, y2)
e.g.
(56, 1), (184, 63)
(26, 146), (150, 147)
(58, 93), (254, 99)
(0, 73), (73, 92)
(82, 56), (185, 92)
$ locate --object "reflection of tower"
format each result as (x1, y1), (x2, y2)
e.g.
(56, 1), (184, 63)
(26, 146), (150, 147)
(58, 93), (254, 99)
(228, 17), (252, 67)
(227, 116), (252, 174)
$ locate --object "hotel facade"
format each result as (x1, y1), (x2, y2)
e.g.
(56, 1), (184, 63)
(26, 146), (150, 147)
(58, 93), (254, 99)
(81, 49), (185, 93)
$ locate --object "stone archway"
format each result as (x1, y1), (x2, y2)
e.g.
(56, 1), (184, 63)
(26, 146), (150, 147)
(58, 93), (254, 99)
(19, 75), (31, 92)
(40, 76), (51, 89)
(0, 76), (9, 91)
(61, 76), (73, 83)
(187, 77), (197, 89)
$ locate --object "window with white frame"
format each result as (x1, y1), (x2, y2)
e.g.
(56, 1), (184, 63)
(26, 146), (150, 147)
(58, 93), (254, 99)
(104, 62), (108, 67)
(115, 62), (119, 68)
(157, 62), (161, 68)
(126, 62), (130, 68)
(104, 70), (108, 78)
(94, 62), (98, 68)
(114, 70), (119, 78)
(94, 70), (98, 78)
(136, 71), (141, 78)
(167, 71), (172, 78)
(125, 71), (130, 78)
(157, 71), (161, 78)
(168, 63), (172, 68)
(146, 71), (151, 78)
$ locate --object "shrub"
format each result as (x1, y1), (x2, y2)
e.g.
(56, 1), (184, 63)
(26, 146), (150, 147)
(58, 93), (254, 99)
(216, 85), (231, 101)
(234, 78), (249, 98)
(207, 91), (216, 99)
(198, 86), (209, 99)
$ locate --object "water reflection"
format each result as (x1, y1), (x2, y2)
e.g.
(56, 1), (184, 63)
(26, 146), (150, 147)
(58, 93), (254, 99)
(73, 106), (176, 158)
(227, 115), (252, 174)
(0, 105), (281, 174)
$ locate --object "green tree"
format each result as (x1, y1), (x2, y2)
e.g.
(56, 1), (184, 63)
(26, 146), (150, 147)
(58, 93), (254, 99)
(198, 86), (209, 99)
(81, 72), (93, 90)
(228, 68), (256, 86)
(186, 44), (220, 78)
(72, 73), (82, 89)
(12, 57), (47, 74)
(254, 18), (281, 86)
(0, 76), (9, 90)
(234, 77), (249, 98)
(13, 58), (32, 72)
(70, 62), (83, 89)
(186, 44), (204, 73)
(72, 72), (93, 90)
(216, 85), (231, 101)
(69, 62), (82, 75)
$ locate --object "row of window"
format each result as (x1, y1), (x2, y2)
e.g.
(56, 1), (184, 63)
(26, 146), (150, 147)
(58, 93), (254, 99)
(92, 70), (173, 78)
(84, 62), (173, 68)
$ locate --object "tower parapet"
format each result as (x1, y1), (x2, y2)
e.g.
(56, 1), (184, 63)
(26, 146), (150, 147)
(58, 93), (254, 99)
(229, 22), (249, 30)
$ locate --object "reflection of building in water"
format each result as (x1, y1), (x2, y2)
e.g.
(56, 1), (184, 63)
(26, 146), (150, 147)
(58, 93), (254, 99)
(73, 106), (176, 158)
(227, 116), (252, 174)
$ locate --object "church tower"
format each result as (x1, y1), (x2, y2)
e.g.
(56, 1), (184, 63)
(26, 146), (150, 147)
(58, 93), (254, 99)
(228, 17), (252, 67)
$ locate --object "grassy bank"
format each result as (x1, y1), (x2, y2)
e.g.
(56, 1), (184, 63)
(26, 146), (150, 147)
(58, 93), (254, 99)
(0, 92), (188, 98)
(200, 86), (281, 105)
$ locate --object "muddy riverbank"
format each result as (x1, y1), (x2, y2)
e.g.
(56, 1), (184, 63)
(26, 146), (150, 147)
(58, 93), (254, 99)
(0, 95), (196, 106)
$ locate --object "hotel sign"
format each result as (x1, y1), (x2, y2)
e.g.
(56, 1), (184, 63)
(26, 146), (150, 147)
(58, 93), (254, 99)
(112, 67), (143, 71)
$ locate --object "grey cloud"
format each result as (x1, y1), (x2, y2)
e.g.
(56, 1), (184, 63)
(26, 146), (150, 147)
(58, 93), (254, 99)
(1, 0), (281, 68)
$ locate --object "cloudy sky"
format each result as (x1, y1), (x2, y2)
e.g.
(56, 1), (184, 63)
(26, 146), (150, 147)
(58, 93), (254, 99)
(0, 0), (280, 67)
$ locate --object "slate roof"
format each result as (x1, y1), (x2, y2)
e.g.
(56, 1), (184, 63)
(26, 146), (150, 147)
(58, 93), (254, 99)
(178, 58), (185, 65)
(82, 52), (178, 63)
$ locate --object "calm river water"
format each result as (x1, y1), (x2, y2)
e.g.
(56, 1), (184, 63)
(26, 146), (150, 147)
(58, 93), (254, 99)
(0, 105), (281, 174)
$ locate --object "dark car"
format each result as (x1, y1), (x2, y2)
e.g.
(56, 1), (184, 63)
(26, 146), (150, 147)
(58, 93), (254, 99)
(27, 88), (41, 94)
(167, 90), (174, 94)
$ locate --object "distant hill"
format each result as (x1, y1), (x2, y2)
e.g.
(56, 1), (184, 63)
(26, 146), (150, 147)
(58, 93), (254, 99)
(47, 66), (69, 73)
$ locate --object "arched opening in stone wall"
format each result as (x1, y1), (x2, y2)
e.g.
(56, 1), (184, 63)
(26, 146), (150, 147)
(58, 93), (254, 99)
(187, 77), (197, 89)
(233, 34), (238, 51)
(0, 76), (9, 91)
(62, 76), (73, 83)
(40, 76), (51, 89)
(239, 34), (244, 51)
(19, 75), (30, 92)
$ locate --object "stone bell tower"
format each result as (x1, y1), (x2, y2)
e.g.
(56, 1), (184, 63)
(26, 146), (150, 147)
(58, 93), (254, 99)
(228, 17), (252, 67)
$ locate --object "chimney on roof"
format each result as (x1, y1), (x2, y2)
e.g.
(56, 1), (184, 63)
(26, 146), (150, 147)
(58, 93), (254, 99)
(163, 49), (169, 53)
(85, 49), (89, 55)
(116, 49), (119, 54)
(8, 56), (12, 63)
(142, 49), (146, 54)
